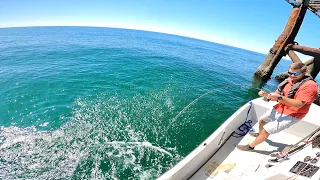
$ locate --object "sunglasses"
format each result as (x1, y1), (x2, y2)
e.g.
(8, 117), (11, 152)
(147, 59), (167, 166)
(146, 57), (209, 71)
(287, 71), (301, 76)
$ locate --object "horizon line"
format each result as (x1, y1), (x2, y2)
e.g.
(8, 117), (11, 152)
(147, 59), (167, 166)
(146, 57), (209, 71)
(0, 25), (269, 55)
(1, 24), (295, 61)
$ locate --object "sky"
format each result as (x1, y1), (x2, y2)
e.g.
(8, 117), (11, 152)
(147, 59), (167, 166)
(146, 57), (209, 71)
(1, 0), (319, 61)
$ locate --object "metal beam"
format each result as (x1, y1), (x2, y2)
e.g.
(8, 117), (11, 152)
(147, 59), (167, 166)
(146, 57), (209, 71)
(286, 44), (320, 57)
(255, 3), (308, 80)
(285, 49), (303, 62)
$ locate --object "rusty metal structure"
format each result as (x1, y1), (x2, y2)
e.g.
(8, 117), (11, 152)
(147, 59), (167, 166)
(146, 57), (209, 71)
(255, 0), (320, 80)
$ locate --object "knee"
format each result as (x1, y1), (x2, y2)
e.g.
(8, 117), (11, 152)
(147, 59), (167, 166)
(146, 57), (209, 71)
(259, 120), (264, 125)
(259, 119), (267, 125)
(261, 129), (270, 136)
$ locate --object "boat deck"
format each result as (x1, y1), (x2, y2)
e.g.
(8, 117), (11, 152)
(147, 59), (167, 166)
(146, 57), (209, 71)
(190, 113), (320, 180)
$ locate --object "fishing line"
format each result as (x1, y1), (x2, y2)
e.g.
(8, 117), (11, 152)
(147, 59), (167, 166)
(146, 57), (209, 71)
(160, 84), (263, 138)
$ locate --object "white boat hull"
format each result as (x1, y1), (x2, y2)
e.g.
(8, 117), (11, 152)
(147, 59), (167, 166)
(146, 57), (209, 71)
(158, 98), (320, 180)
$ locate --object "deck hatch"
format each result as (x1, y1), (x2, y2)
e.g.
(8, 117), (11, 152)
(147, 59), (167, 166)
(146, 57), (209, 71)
(289, 161), (319, 178)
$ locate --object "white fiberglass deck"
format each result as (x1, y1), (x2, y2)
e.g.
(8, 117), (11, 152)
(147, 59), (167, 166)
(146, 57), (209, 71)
(189, 123), (308, 179)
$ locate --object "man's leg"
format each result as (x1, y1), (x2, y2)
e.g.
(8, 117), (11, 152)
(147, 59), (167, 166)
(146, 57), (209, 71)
(237, 110), (273, 151)
(249, 128), (270, 148)
(250, 119), (268, 137)
(259, 120), (268, 134)
(237, 127), (270, 151)
(250, 114), (299, 147)
(238, 113), (298, 151)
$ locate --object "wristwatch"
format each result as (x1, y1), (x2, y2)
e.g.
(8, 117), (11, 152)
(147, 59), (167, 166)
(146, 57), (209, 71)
(278, 95), (283, 101)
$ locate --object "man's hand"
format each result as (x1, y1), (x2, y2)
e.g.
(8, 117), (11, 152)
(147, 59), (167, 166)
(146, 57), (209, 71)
(258, 90), (269, 97)
(258, 90), (271, 101)
(269, 93), (280, 101)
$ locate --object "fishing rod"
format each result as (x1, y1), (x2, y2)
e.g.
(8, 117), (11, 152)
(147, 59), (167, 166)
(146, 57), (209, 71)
(268, 127), (320, 163)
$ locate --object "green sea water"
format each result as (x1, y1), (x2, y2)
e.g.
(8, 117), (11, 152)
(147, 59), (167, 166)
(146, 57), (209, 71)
(0, 27), (293, 179)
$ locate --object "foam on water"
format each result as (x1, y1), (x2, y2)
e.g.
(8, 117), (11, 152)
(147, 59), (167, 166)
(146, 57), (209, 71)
(0, 90), (181, 179)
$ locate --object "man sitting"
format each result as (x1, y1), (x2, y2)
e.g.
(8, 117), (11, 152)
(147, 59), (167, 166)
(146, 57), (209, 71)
(237, 62), (318, 151)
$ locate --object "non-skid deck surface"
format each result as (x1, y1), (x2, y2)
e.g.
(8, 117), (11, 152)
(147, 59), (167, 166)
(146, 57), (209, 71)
(189, 123), (303, 180)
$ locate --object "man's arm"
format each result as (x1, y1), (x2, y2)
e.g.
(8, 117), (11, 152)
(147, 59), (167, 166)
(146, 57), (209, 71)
(269, 92), (306, 108)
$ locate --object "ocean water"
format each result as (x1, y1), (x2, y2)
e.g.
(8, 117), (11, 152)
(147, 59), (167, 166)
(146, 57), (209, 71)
(0, 27), (293, 179)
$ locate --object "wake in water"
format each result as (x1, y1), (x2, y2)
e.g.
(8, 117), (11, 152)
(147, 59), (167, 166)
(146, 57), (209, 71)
(0, 89), (182, 179)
